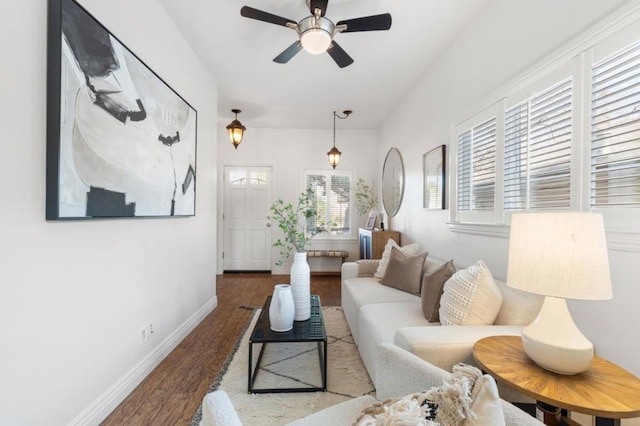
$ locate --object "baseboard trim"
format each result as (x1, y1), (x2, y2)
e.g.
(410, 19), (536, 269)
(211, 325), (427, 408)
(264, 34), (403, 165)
(69, 295), (218, 426)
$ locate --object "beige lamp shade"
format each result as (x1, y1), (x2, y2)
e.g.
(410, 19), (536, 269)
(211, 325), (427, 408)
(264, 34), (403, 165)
(507, 212), (612, 301)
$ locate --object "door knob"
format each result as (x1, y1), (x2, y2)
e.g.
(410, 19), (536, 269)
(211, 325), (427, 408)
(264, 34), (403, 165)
(266, 215), (271, 219)
(266, 223), (271, 227)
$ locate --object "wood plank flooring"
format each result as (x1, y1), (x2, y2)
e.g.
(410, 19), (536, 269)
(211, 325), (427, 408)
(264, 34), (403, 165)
(102, 273), (341, 425)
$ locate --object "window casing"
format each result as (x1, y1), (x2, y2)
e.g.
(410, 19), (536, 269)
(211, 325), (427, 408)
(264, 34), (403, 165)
(304, 170), (352, 238)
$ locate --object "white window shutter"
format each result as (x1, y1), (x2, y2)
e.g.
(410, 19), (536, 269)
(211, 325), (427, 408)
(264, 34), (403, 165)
(457, 130), (472, 212)
(472, 118), (497, 211)
(504, 103), (529, 210)
(591, 41), (640, 208)
(503, 79), (572, 211)
(456, 119), (497, 212)
(529, 79), (572, 209)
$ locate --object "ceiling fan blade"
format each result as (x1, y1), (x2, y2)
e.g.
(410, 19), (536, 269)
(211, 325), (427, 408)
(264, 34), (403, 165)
(273, 41), (303, 64)
(309, 0), (329, 17)
(327, 41), (354, 68)
(240, 6), (296, 27)
(337, 13), (392, 32)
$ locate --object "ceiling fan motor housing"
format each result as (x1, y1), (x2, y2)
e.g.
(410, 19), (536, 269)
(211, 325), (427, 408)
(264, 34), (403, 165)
(298, 15), (334, 54)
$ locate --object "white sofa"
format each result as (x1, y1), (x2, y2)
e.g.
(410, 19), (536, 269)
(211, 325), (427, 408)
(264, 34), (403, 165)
(341, 257), (544, 389)
(200, 343), (543, 426)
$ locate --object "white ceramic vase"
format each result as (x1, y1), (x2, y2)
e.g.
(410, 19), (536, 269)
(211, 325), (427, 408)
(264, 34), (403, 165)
(269, 284), (295, 332)
(290, 252), (311, 321)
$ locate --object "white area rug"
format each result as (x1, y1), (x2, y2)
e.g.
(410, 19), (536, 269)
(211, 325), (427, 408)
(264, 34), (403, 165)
(192, 306), (374, 425)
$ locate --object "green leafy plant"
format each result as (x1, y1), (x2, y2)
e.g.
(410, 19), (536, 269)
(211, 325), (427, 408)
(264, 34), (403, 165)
(353, 178), (378, 216)
(270, 188), (323, 265)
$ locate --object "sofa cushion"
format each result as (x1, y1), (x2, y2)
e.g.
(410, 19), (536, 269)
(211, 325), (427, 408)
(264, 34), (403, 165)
(439, 260), (503, 326)
(493, 281), (544, 326)
(374, 239), (421, 279)
(393, 324), (524, 373)
(421, 260), (456, 322)
(286, 395), (378, 426)
(380, 247), (428, 295)
(358, 302), (436, 386)
(342, 277), (421, 344)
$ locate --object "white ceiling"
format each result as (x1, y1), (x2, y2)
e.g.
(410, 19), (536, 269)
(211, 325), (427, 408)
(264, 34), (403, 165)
(160, 0), (489, 130)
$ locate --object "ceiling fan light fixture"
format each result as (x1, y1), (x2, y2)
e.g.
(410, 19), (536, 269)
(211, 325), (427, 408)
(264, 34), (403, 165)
(299, 16), (334, 54)
(301, 29), (331, 54)
(226, 109), (246, 149)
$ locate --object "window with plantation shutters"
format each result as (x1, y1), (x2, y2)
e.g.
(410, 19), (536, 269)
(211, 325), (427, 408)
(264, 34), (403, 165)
(457, 118), (496, 212)
(305, 171), (352, 237)
(504, 79), (573, 210)
(591, 41), (640, 208)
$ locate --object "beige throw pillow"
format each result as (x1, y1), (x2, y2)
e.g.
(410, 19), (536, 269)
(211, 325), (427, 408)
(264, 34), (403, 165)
(420, 260), (456, 322)
(380, 247), (428, 295)
(439, 260), (503, 326)
(374, 239), (421, 279)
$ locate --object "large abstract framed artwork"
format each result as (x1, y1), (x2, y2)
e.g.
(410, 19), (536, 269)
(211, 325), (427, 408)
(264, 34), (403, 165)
(46, 0), (197, 220)
(423, 145), (445, 210)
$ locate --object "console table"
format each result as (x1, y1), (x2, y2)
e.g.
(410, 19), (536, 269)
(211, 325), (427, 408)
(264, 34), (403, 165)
(359, 228), (400, 259)
(473, 335), (640, 426)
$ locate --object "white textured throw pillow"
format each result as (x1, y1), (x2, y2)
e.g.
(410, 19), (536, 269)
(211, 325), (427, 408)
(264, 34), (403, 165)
(439, 260), (503, 326)
(465, 375), (505, 426)
(374, 239), (421, 279)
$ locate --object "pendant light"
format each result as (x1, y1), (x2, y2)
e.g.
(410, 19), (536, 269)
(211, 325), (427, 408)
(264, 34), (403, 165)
(226, 109), (246, 149)
(328, 110), (352, 169)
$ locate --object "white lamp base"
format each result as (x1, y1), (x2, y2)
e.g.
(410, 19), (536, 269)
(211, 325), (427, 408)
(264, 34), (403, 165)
(522, 296), (594, 375)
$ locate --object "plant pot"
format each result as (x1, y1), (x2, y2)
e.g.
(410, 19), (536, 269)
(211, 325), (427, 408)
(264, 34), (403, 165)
(290, 252), (311, 321)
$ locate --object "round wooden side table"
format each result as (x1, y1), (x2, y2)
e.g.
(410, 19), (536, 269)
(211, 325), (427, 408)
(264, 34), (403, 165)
(473, 335), (640, 426)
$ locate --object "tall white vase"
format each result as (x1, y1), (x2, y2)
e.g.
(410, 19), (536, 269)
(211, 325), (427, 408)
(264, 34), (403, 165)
(269, 284), (295, 332)
(290, 252), (311, 321)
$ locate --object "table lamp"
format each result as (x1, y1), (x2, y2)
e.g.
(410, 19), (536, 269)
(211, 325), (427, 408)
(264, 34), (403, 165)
(506, 212), (613, 375)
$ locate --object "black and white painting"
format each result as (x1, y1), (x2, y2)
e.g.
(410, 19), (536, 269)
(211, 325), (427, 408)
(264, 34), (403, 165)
(46, 0), (197, 219)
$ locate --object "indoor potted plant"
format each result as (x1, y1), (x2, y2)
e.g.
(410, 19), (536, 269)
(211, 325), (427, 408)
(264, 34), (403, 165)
(270, 188), (322, 320)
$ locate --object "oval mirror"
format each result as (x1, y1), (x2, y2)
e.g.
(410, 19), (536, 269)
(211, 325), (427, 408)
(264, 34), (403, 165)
(382, 147), (405, 217)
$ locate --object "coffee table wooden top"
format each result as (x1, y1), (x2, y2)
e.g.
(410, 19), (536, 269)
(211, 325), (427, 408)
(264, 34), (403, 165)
(473, 335), (640, 419)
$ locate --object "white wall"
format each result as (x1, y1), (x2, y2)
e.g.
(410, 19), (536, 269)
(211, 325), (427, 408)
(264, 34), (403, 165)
(216, 127), (378, 274)
(0, 1), (218, 425)
(378, 0), (640, 383)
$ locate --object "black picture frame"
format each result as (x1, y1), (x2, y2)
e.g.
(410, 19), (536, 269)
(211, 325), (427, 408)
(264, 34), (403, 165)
(46, 0), (197, 220)
(423, 145), (446, 210)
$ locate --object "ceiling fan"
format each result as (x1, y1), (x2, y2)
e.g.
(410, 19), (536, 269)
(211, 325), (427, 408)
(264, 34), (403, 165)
(240, 0), (392, 68)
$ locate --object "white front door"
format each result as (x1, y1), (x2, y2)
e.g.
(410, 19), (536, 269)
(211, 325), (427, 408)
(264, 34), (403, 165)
(223, 166), (272, 271)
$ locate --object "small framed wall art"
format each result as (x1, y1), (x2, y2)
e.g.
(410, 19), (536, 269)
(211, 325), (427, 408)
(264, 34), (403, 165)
(46, 0), (197, 220)
(423, 145), (446, 210)
(365, 215), (376, 230)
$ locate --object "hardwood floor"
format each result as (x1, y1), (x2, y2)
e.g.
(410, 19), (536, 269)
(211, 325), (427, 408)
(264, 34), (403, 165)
(102, 273), (342, 425)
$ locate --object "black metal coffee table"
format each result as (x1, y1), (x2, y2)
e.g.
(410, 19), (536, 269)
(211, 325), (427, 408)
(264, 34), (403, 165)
(248, 294), (327, 393)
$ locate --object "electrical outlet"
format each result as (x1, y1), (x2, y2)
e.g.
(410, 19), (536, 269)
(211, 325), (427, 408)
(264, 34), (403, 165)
(149, 323), (154, 337)
(140, 327), (147, 343)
